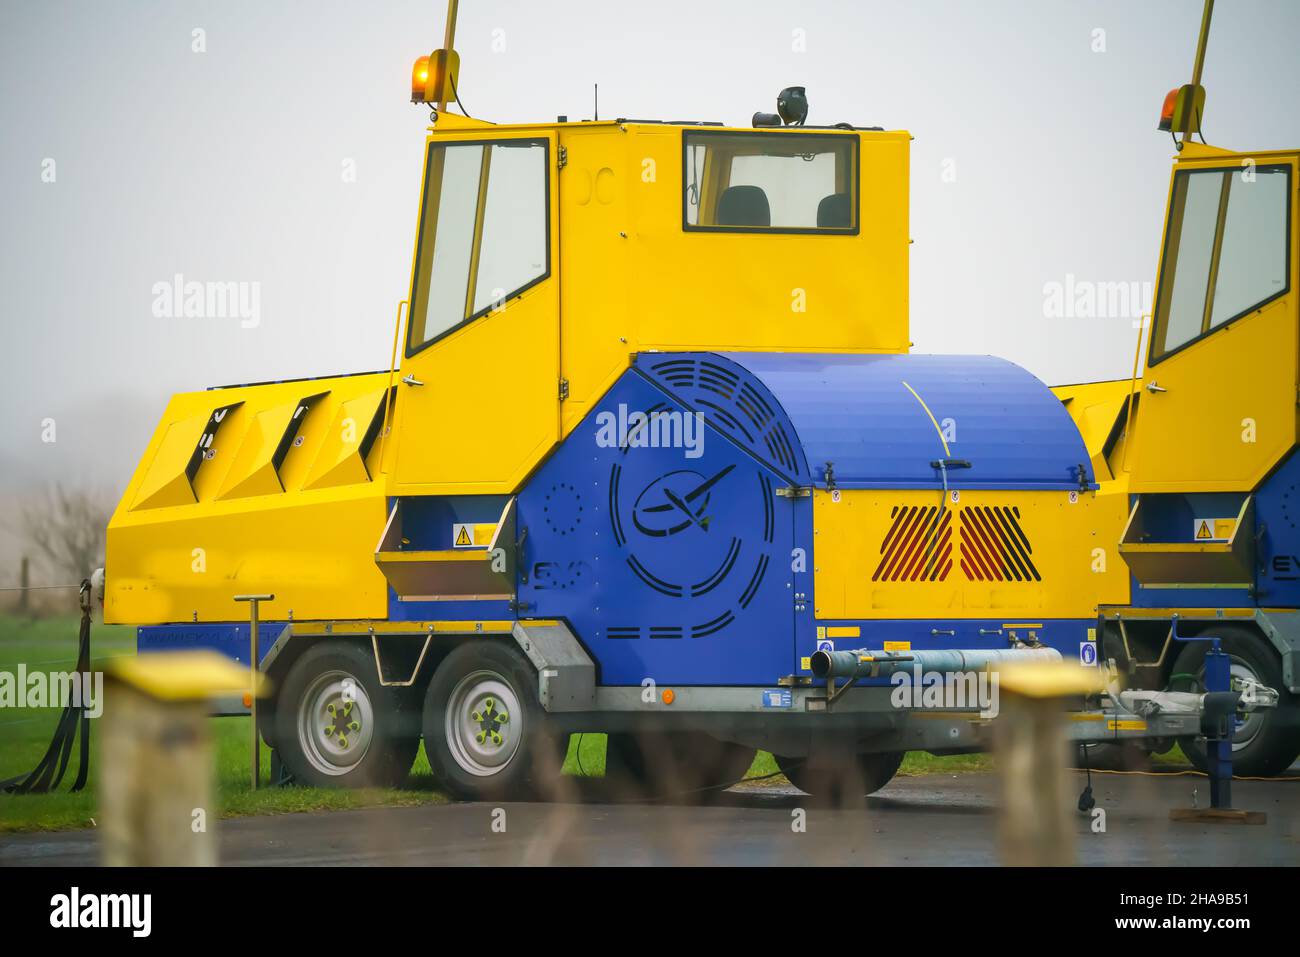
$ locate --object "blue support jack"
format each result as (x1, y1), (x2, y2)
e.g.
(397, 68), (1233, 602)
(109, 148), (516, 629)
(1168, 620), (1267, 825)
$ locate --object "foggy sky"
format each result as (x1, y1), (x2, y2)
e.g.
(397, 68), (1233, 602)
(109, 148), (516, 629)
(2, 0), (1298, 522)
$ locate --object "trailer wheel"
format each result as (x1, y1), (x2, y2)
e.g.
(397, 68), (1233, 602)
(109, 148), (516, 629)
(605, 732), (755, 802)
(1169, 627), (1300, 777)
(774, 751), (903, 803)
(274, 642), (417, 789)
(422, 641), (556, 800)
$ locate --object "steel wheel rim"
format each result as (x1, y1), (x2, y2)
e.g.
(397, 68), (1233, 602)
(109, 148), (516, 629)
(1226, 659), (1265, 750)
(445, 669), (522, 777)
(1190, 656), (1266, 751)
(297, 669), (375, 776)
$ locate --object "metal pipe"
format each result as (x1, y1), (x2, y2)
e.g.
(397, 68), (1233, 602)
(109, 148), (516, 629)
(376, 299), (407, 476)
(235, 594), (274, 789)
(811, 646), (1062, 681)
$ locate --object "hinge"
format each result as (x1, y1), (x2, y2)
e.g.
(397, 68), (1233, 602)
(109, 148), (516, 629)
(775, 486), (811, 498)
(557, 145), (568, 169)
(558, 378), (570, 400)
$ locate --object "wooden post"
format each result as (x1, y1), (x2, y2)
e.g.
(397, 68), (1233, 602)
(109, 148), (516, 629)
(993, 662), (1105, 866)
(100, 678), (216, 865)
(16, 556), (30, 615)
(994, 690), (1075, 865)
(100, 651), (266, 866)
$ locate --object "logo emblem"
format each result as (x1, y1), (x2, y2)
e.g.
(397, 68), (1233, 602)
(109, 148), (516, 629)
(632, 466), (734, 538)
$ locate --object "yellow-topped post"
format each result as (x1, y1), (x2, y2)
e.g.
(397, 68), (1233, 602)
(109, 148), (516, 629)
(101, 651), (269, 866)
(993, 661), (1106, 866)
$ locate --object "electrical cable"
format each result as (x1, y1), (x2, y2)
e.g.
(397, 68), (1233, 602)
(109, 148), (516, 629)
(1068, 765), (1300, 782)
(447, 70), (471, 118)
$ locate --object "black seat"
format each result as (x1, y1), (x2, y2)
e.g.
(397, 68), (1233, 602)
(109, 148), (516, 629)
(716, 185), (771, 227)
(817, 193), (852, 228)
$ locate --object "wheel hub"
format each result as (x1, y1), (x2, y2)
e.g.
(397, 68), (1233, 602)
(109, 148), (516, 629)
(322, 697), (362, 750)
(297, 670), (375, 776)
(445, 671), (523, 777)
(470, 695), (510, 747)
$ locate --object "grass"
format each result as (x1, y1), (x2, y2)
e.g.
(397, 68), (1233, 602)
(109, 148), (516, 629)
(0, 616), (451, 833)
(1, 614), (1091, 833)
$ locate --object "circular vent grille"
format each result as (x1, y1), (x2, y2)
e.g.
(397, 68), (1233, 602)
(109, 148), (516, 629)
(543, 482), (583, 537)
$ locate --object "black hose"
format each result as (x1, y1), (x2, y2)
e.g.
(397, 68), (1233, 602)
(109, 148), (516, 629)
(1, 581), (93, 794)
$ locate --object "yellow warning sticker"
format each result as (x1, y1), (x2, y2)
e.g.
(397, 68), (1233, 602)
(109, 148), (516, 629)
(882, 640), (911, 651)
(1193, 518), (1233, 542)
(1107, 719), (1147, 731)
(800, 656), (812, 671)
(452, 524), (474, 548)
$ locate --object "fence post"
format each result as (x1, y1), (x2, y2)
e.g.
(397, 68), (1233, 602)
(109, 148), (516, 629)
(16, 556), (30, 616)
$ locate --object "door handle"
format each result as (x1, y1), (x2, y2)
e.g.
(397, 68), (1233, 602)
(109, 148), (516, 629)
(1146, 381), (1167, 394)
(401, 374), (424, 387)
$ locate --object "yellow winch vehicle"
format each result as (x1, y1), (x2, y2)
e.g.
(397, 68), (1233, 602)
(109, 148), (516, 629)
(1055, 0), (1300, 778)
(101, 2), (1293, 799)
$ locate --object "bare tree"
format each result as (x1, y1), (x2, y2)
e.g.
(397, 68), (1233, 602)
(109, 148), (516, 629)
(19, 484), (113, 585)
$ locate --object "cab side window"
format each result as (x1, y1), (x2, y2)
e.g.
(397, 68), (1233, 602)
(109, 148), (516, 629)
(1152, 165), (1290, 362)
(683, 131), (858, 233)
(408, 139), (549, 354)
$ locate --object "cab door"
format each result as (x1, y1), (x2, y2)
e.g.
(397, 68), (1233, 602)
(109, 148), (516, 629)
(1132, 157), (1297, 493)
(391, 132), (560, 495)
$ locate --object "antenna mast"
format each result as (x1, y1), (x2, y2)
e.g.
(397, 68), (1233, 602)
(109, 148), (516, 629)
(438, 0), (460, 113)
(1184, 0), (1213, 143)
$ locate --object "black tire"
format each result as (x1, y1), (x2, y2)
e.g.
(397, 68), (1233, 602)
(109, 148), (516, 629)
(422, 640), (558, 800)
(774, 751), (904, 803)
(605, 732), (756, 802)
(1169, 627), (1300, 778)
(273, 641), (418, 789)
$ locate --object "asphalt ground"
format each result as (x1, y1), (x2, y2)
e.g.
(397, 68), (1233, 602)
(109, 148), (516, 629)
(3, 769), (1296, 866)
